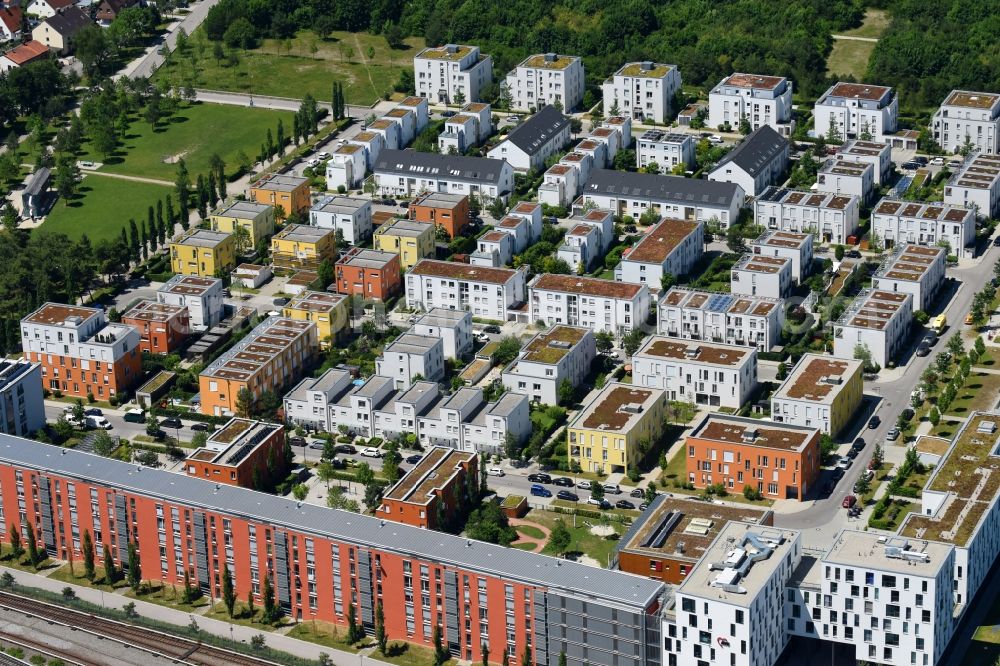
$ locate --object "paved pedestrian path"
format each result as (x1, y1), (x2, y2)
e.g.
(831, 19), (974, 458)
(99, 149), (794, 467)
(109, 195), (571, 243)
(510, 518), (550, 553)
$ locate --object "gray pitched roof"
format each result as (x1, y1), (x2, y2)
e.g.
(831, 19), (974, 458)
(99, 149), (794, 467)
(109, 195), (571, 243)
(44, 6), (91, 37)
(0, 434), (664, 608)
(585, 169), (742, 207)
(710, 125), (789, 177)
(503, 106), (569, 156)
(374, 149), (508, 185)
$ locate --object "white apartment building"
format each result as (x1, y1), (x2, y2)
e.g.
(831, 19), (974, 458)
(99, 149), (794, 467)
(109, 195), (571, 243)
(755, 186), (860, 244)
(505, 53), (585, 112)
(557, 209), (615, 273)
(750, 230), (813, 284)
(282, 368), (355, 433)
(560, 152), (594, 190)
(413, 44), (493, 104)
(871, 244), (947, 312)
(604, 115), (633, 148)
(414, 388), (531, 454)
(871, 198), (975, 256)
(731, 254), (792, 299)
(588, 127), (622, 166)
(833, 289), (912, 368)
(708, 125), (790, 197)
(0, 359), (44, 436)
(632, 336), (757, 409)
(708, 73), (795, 137)
(471, 230), (514, 268)
(507, 201), (543, 244)
(814, 82), (898, 143)
(373, 150), (514, 203)
(157, 274), (224, 331)
(438, 113), (479, 154)
(405, 259), (527, 322)
(412, 308), (473, 360)
(601, 61), (682, 124)
(501, 325), (595, 405)
(365, 119), (402, 151)
(350, 130), (386, 169)
(538, 163), (580, 208)
(943, 152), (1000, 219)
(326, 143), (370, 191)
(309, 195), (373, 246)
(397, 96), (431, 136)
(375, 334), (445, 390)
(770, 354), (863, 437)
(932, 90), (1000, 154)
(616, 218), (705, 287)
(658, 287), (785, 352)
(816, 159), (875, 204)
(836, 139), (893, 185)
(582, 169), (744, 228)
(635, 130), (696, 173)
(487, 105), (570, 172)
(528, 274), (650, 336)
(493, 214), (535, 255)
(329, 375), (395, 438)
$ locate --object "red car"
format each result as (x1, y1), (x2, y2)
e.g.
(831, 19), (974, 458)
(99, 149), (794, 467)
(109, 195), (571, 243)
(842, 495), (857, 509)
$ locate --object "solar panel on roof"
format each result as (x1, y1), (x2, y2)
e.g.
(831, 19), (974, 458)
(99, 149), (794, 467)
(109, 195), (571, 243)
(706, 294), (733, 312)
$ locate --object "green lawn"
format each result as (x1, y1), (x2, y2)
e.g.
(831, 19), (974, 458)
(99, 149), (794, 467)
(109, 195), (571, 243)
(286, 620), (373, 653)
(515, 524), (546, 540)
(153, 29), (424, 106)
(836, 8), (890, 39)
(945, 372), (1000, 417)
(47, 561), (130, 591)
(203, 600), (290, 631)
(825, 39), (876, 80)
(123, 580), (210, 614)
(40, 175), (171, 242)
(79, 102), (293, 181)
(528, 509), (626, 567)
(972, 576), (1000, 664)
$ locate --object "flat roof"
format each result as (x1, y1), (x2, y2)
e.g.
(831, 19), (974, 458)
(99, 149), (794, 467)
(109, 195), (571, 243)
(820, 159), (870, 177)
(383, 447), (475, 505)
(376, 218), (432, 238)
(312, 195), (370, 215)
(757, 186), (856, 211)
(874, 198), (974, 222)
(952, 153), (1000, 189)
(635, 337), (750, 368)
(287, 270), (319, 287)
(944, 90), (1000, 110)
(839, 139), (889, 157)
(253, 173), (308, 192)
(824, 82), (892, 102)
(122, 299), (186, 323)
(659, 287), (781, 318)
(273, 224), (334, 244)
(690, 414), (816, 452)
(837, 289), (909, 331)
(520, 325), (589, 364)
(623, 219), (701, 264)
(337, 248), (397, 270)
(411, 192), (466, 209)
(383, 333), (441, 356)
(201, 316), (314, 382)
(285, 290), (346, 314)
(531, 274), (644, 300)
(615, 61), (674, 78)
(719, 73), (785, 90)
(875, 244), (945, 282)
(733, 254), (789, 275)
(189, 418), (282, 467)
(213, 200), (272, 219)
(410, 259), (518, 285)
(416, 44), (475, 60)
(773, 354), (862, 404)
(159, 275), (221, 297)
(638, 129), (690, 145)
(520, 53), (578, 70)
(173, 229), (231, 248)
(824, 531), (952, 577)
(753, 230), (810, 250)
(415, 308), (469, 327)
(571, 383), (663, 433)
(23, 303), (99, 326)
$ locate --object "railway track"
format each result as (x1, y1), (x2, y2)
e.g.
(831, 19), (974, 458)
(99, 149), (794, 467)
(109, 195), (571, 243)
(0, 591), (284, 666)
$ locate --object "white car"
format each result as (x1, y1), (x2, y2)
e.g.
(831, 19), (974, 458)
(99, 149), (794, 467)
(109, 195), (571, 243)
(708, 135), (724, 144)
(360, 447), (382, 458)
(577, 479), (592, 490)
(86, 415), (113, 430)
(317, 151), (330, 159)
(931, 157), (945, 166)
(487, 467), (505, 477)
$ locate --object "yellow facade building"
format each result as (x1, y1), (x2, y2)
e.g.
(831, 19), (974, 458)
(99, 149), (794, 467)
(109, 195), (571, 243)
(270, 224), (337, 272)
(170, 229), (236, 277)
(373, 218), (435, 270)
(210, 200), (276, 250)
(282, 290), (348, 347)
(568, 382), (666, 474)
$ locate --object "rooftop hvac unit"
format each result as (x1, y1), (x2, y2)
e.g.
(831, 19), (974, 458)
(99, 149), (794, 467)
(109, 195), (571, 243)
(822, 375), (843, 385)
(620, 404), (643, 415)
(741, 428), (759, 443)
(685, 346), (701, 359)
(978, 421), (997, 434)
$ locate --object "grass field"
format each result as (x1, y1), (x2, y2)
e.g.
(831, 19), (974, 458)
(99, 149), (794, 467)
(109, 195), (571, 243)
(837, 8), (890, 39)
(529, 509), (626, 566)
(79, 102), (293, 181)
(946, 372), (1000, 417)
(40, 175), (171, 242)
(153, 29), (424, 106)
(826, 9), (889, 80)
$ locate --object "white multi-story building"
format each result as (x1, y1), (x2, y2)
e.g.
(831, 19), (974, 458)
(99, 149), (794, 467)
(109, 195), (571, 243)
(583, 169), (744, 228)
(560, 152), (595, 189)
(0, 359), (44, 437)
(770, 354), (863, 437)
(557, 209), (615, 273)
(813, 82), (898, 143)
(816, 159), (875, 204)
(871, 244), (946, 312)
(632, 336), (756, 409)
(658, 287), (785, 352)
(932, 90), (1000, 154)
(635, 130), (696, 173)
(493, 214), (536, 255)
(754, 186), (860, 244)
(538, 164), (580, 208)
(309, 195), (373, 246)
(506, 201), (543, 243)
(471, 230), (514, 268)
(350, 130), (386, 169)
(708, 73), (795, 137)
(588, 127), (621, 166)
(487, 105), (570, 172)
(438, 113), (479, 154)
(365, 119), (402, 151)
(412, 308), (473, 360)
(501, 325), (595, 405)
(375, 334), (445, 390)
(528, 274), (650, 336)
(505, 53), (585, 112)
(833, 289), (912, 368)
(616, 218), (704, 287)
(326, 143), (370, 191)
(601, 61), (682, 124)
(282, 368), (355, 433)
(405, 259), (527, 321)
(708, 125), (790, 197)
(605, 115), (633, 148)
(871, 198), (975, 256)
(943, 152), (1000, 219)
(157, 275), (224, 331)
(731, 254), (792, 299)
(750, 230), (813, 284)
(836, 139), (893, 185)
(414, 388), (531, 454)
(373, 150), (514, 203)
(413, 44), (494, 104)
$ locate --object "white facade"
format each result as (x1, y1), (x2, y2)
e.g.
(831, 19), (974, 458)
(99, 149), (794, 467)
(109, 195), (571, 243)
(943, 152), (1000, 219)
(601, 61), (681, 124)
(587, 127), (621, 166)
(658, 287), (785, 352)
(833, 289), (912, 368)
(616, 218), (705, 287)
(632, 336), (757, 409)
(493, 215), (532, 254)
(770, 354), (863, 436)
(538, 164), (580, 208)
(755, 186), (860, 245)
(350, 131), (385, 170)
(816, 159), (875, 204)
(707, 125), (789, 197)
(501, 325), (595, 405)
(373, 150), (514, 203)
(750, 230), (813, 284)
(528, 274), (650, 336)
(604, 116), (633, 148)
(814, 82), (898, 143)
(871, 198), (975, 257)
(416, 389), (531, 454)
(412, 308), (473, 360)
(325, 144), (369, 191)
(487, 106), (570, 172)
(365, 119), (402, 151)
(558, 224), (602, 273)
(438, 113), (479, 154)
(708, 73), (795, 137)
(405, 259), (527, 322)
(0, 359), (44, 436)
(871, 244), (947, 312)
(413, 44), (494, 104)
(157, 275), (224, 331)
(505, 53), (585, 112)
(282, 368), (355, 433)
(471, 230), (514, 268)
(730, 254), (792, 299)
(836, 139), (893, 186)
(932, 90), (1000, 154)
(636, 130), (695, 173)
(309, 195), (373, 246)
(375, 334), (445, 390)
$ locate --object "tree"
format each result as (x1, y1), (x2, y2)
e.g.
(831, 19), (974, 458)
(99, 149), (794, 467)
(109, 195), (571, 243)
(127, 540), (141, 591)
(622, 329), (646, 357)
(103, 547), (116, 585)
(645, 483), (658, 504)
(854, 474), (871, 496)
(776, 362), (788, 380)
(947, 334), (965, 357)
(8, 525), (22, 560)
(246, 589), (255, 619)
(590, 483), (605, 502)
(235, 387), (255, 418)
(928, 407), (941, 427)
(1, 203), (18, 231)
(482, 643), (490, 666)
(738, 115), (751, 135)
(382, 444), (402, 484)
(292, 483), (308, 501)
(872, 443), (885, 469)
(558, 378), (574, 406)
(660, 272), (676, 293)
(364, 480), (384, 512)
(82, 529), (95, 580)
(346, 603), (362, 643)
(196, 174), (209, 219)
(175, 159), (190, 219)
(558, 652), (567, 666)
(595, 331), (614, 353)
(145, 88), (162, 131)
(55, 158), (80, 204)
(25, 522), (41, 568)
(261, 573), (278, 624)
(853, 344), (876, 373)
(547, 519), (572, 555)
(375, 601), (387, 654)
(222, 564), (236, 617)
(432, 625), (447, 666)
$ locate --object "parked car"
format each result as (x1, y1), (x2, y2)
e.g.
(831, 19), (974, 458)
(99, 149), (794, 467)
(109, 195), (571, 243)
(556, 490), (579, 502)
(836, 458), (853, 471)
(708, 135), (724, 144)
(483, 325), (501, 334)
(931, 157), (945, 166)
(842, 495), (857, 509)
(586, 497), (611, 509)
(530, 484), (552, 498)
(831, 467), (845, 481)
(846, 249), (862, 259)
(85, 415), (112, 430)
(614, 500), (635, 510)
(868, 415), (880, 429)
(487, 467), (505, 477)
(966, 313), (975, 325)
(916, 342), (931, 357)
(602, 483), (622, 495)
(441, 111), (456, 118)
(845, 447), (859, 460)
(852, 437), (866, 451)
(624, 224), (637, 233)
(160, 417), (183, 429)
(577, 480), (592, 490)
(84, 408), (103, 417)
(993, 236), (1000, 247)
(405, 454), (423, 465)
(886, 428), (900, 441)
(912, 156), (929, 166)
(123, 408), (145, 423)
(629, 488), (644, 498)
(552, 477), (574, 487)
(190, 422), (211, 432)
(307, 439), (326, 450)
(272, 297), (289, 306)
(861, 469), (875, 483)
(527, 473), (552, 484)
(638, 502), (649, 511)
(334, 444), (356, 455)
(360, 447), (382, 458)
(923, 332), (938, 346)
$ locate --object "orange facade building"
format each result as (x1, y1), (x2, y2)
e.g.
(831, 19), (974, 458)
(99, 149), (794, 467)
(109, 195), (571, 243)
(185, 418), (286, 488)
(685, 414), (820, 501)
(335, 247), (402, 300)
(409, 192), (470, 239)
(379, 447), (477, 529)
(20, 303), (142, 400)
(121, 300), (190, 354)
(250, 173), (311, 217)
